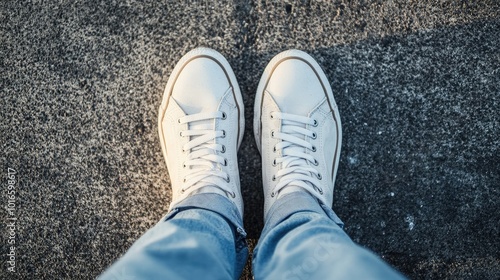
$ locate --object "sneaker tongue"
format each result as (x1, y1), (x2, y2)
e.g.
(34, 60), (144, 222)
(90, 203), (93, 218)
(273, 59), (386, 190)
(173, 95), (217, 143)
(189, 119), (216, 170)
(189, 117), (215, 161)
(279, 120), (317, 194)
(281, 119), (308, 153)
(189, 119), (213, 133)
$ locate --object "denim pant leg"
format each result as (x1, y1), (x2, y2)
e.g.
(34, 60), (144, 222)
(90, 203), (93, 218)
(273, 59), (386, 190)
(99, 193), (248, 280)
(252, 192), (406, 280)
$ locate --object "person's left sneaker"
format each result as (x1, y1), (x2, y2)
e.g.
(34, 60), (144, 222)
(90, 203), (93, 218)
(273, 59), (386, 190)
(158, 47), (245, 217)
(253, 50), (342, 220)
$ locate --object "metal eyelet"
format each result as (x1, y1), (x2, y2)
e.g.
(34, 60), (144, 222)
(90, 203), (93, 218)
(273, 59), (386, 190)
(182, 162), (186, 168)
(223, 159), (228, 166)
(179, 132), (183, 137)
(181, 188), (185, 193)
(272, 159), (277, 166)
(221, 112), (227, 120)
(273, 146), (277, 153)
(319, 188), (324, 194)
(271, 192), (275, 197)
(221, 145), (226, 153)
(182, 178), (186, 183)
(313, 159), (319, 166)
(270, 112), (274, 119)
(271, 130), (275, 138)
(225, 176), (230, 183)
(221, 130), (226, 138)
(230, 192), (236, 198)
(313, 119), (318, 127)
(312, 146), (317, 152)
(272, 175), (276, 181)
(317, 173), (322, 180)
(311, 132), (317, 139)
(177, 119), (181, 123)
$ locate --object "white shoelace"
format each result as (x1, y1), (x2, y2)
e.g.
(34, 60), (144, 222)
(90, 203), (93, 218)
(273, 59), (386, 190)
(178, 111), (235, 198)
(270, 111), (323, 199)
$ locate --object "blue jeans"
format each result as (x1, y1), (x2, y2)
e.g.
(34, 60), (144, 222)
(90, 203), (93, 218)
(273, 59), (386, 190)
(99, 192), (406, 280)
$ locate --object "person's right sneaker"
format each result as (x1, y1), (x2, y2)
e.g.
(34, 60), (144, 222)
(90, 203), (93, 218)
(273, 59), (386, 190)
(158, 47), (245, 217)
(253, 50), (342, 219)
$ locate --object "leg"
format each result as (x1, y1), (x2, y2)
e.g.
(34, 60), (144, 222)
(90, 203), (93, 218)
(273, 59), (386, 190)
(100, 194), (247, 280)
(253, 50), (406, 279)
(100, 48), (247, 279)
(252, 192), (405, 280)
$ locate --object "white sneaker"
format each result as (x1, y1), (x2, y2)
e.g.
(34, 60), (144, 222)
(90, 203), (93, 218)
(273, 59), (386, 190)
(253, 50), (342, 219)
(158, 48), (245, 217)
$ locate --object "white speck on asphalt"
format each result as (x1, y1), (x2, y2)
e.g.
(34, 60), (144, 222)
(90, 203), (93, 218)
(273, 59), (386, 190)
(348, 156), (359, 165)
(405, 215), (415, 231)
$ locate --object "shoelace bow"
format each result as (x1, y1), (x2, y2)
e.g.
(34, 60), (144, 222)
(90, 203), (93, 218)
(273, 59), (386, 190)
(270, 111), (324, 199)
(178, 111), (235, 198)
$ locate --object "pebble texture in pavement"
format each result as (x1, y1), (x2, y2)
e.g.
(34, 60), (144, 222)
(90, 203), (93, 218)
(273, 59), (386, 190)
(1, 0), (499, 279)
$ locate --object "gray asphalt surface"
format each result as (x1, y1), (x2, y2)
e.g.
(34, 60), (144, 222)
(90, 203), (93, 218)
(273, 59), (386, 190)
(1, 0), (499, 279)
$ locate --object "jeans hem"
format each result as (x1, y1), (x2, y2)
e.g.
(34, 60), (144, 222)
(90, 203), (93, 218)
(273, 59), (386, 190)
(264, 192), (344, 232)
(162, 193), (246, 238)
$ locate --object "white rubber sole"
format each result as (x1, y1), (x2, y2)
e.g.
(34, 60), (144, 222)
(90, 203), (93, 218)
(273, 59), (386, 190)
(253, 49), (342, 185)
(158, 47), (245, 166)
